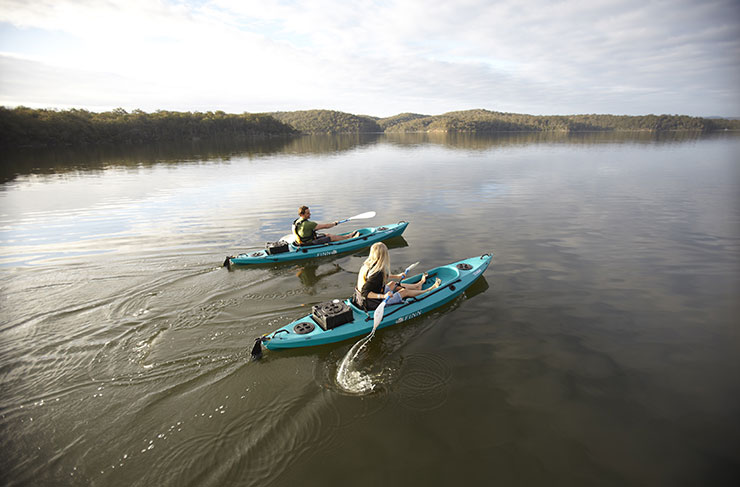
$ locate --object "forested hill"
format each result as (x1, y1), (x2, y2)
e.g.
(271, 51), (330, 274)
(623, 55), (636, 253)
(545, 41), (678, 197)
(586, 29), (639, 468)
(269, 110), (381, 134)
(2, 106), (738, 148)
(0, 107), (297, 148)
(379, 109), (740, 133)
(257, 109), (740, 134)
(377, 113), (429, 131)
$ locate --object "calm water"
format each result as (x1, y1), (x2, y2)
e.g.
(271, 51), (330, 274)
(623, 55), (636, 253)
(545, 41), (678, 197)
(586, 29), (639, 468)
(1, 132), (739, 486)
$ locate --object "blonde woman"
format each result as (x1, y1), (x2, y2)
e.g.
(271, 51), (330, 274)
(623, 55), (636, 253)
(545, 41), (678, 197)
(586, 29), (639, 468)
(352, 242), (440, 310)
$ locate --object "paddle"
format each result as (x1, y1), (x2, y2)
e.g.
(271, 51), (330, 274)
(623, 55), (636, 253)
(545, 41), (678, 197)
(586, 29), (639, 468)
(281, 211), (377, 244)
(371, 261), (419, 333)
(400, 261), (419, 282)
(336, 211), (376, 224)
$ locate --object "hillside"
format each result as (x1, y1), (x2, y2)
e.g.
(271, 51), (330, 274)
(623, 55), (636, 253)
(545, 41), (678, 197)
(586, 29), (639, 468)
(0, 107), (297, 148)
(382, 109), (740, 133)
(269, 110), (381, 134)
(377, 113), (429, 131)
(3, 106), (738, 148)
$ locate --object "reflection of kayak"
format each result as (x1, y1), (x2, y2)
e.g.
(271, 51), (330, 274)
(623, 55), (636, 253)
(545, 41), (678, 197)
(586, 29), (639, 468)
(224, 221), (409, 267)
(257, 253), (492, 351)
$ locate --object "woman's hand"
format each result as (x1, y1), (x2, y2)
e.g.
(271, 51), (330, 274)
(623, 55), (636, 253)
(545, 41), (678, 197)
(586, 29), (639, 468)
(384, 291), (393, 300)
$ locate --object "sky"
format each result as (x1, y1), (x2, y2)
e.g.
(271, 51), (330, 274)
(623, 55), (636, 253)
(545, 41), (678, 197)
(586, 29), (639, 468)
(0, 0), (738, 117)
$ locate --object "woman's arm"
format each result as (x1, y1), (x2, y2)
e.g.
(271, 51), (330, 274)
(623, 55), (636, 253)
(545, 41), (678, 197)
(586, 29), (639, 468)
(361, 271), (388, 300)
(368, 291), (392, 299)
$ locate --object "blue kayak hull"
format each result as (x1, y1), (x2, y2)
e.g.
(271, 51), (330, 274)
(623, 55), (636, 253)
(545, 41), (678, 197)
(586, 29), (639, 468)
(226, 221), (408, 266)
(263, 253), (492, 350)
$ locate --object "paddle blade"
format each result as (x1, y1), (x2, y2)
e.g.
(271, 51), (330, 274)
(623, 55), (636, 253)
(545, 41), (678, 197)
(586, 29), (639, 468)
(347, 211), (376, 221)
(400, 261), (419, 282)
(372, 299), (387, 333)
(250, 337), (263, 360)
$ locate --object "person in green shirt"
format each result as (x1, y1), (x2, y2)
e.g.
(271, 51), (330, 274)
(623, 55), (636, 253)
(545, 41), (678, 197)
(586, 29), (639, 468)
(292, 205), (358, 245)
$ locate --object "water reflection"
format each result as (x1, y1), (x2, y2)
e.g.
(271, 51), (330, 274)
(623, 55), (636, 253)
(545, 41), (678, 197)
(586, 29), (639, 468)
(0, 134), (383, 183)
(1, 132), (738, 487)
(382, 130), (735, 150)
(295, 262), (344, 290)
(3, 131), (736, 183)
(290, 237), (409, 291)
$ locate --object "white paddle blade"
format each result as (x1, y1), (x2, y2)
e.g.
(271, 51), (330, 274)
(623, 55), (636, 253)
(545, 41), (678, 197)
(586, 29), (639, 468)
(371, 299), (387, 333)
(348, 211), (376, 221)
(400, 261), (420, 282)
(404, 262), (420, 274)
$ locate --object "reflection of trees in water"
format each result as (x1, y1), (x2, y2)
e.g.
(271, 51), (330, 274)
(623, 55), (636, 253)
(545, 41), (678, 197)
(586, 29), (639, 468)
(4, 131), (733, 182)
(1, 136), (294, 183)
(280, 134), (381, 155)
(382, 130), (735, 151)
(1, 134), (382, 183)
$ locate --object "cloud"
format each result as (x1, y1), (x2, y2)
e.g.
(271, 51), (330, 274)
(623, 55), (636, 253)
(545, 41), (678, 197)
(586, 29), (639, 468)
(0, 0), (738, 116)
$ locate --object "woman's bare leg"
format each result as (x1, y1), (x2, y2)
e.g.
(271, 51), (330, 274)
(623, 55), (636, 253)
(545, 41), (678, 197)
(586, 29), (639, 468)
(400, 272), (427, 290)
(398, 278), (441, 299)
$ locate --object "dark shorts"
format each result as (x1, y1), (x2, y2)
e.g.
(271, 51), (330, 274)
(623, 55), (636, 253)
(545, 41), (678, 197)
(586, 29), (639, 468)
(308, 234), (331, 245)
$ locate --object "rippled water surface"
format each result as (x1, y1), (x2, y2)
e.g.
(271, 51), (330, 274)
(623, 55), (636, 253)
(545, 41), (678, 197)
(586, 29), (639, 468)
(1, 133), (739, 486)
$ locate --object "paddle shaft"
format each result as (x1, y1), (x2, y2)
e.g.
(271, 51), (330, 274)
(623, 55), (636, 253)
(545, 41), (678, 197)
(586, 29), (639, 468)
(372, 261), (418, 332)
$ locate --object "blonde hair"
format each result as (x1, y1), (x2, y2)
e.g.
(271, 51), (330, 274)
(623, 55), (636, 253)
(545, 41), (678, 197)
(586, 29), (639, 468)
(358, 242), (390, 288)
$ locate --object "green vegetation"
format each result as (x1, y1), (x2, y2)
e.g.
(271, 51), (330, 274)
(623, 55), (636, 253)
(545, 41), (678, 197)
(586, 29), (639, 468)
(377, 113), (429, 131)
(381, 109), (740, 133)
(269, 110), (381, 134)
(2, 106), (738, 148)
(0, 107), (297, 148)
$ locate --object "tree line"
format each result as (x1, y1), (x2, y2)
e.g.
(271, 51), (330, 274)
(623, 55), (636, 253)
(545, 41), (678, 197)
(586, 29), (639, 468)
(0, 107), (298, 148)
(381, 109), (740, 133)
(269, 110), (381, 134)
(2, 106), (737, 148)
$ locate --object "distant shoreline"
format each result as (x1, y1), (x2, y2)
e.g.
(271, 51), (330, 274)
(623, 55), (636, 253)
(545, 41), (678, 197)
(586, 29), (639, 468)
(2, 106), (738, 148)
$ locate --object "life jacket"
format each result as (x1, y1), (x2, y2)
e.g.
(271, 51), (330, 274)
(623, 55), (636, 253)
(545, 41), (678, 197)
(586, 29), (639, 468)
(292, 217), (316, 245)
(353, 267), (384, 310)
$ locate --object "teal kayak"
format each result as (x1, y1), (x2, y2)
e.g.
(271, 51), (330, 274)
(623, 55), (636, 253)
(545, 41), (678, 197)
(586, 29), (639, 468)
(256, 253), (492, 352)
(224, 221), (408, 267)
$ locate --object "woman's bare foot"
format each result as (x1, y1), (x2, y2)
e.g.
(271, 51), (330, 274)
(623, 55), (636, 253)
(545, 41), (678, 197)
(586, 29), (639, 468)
(427, 277), (442, 291)
(419, 272), (428, 285)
